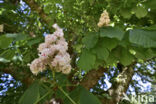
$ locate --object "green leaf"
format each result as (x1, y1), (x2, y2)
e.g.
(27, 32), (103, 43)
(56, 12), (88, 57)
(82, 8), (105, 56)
(0, 35), (13, 49)
(142, 25), (156, 31)
(82, 32), (99, 49)
(44, 5), (52, 14)
(55, 73), (70, 86)
(93, 59), (104, 69)
(133, 6), (148, 18)
(64, 86), (81, 104)
(6, 33), (28, 41)
(39, 84), (48, 97)
(0, 49), (15, 60)
(133, 47), (155, 60)
(98, 38), (119, 51)
(19, 81), (40, 104)
(92, 44), (109, 61)
(106, 46), (134, 66)
(77, 50), (96, 72)
(95, 47), (109, 61)
(64, 86), (101, 104)
(119, 31), (131, 47)
(38, 83), (52, 104)
(106, 54), (118, 65)
(23, 52), (32, 63)
(55, 87), (66, 100)
(106, 47), (122, 65)
(119, 48), (134, 66)
(120, 9), (132, 19)
(129, 29), (156, 48)
(80, 86), (101, 104)
(88, 0), (95, 5)
(144, 0), (156, 10)
(100, 27), (124, 40)
(27, 38), (42, 46)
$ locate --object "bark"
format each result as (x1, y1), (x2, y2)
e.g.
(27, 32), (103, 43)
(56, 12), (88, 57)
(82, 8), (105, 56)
(0, 67), (34, 87)
(101, 66), (135, 104)
(80, 67), (108, 90)
(23, 0), (51, 24)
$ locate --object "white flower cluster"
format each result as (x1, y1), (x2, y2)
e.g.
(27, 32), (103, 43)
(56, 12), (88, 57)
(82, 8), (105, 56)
(30, 24), (72, 75)
(97, 10), (110, 27)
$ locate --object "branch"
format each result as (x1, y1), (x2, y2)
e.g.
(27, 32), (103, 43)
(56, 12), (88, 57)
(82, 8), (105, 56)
(101, 64), (135, 104)
(80, 67), (108, 90)
(0, 66), (35, 87)
(23, 0), (51, 24)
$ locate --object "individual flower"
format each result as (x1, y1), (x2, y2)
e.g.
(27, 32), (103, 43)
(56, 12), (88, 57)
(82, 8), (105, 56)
(45, 34), (57, 44)
(40, 48), (56, 57)
(62, 65), (71, 74)
(56, 38), (68, 50)
(30, 58), (46, 75)
(53, 29), (64, 37)
(38, 43), (50, 52)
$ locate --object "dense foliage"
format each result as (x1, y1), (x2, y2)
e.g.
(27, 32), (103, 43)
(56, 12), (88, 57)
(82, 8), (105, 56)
(0, 0), (156, 104)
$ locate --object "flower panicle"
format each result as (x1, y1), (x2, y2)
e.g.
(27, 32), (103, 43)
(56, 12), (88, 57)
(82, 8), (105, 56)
(30, 24), (72, 75)
(97, 10), (110, 27)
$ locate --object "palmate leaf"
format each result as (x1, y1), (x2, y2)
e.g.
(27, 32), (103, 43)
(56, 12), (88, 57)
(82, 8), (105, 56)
(97, 37), (119, 51)
(132, 47), (155, 60)
(100, 27), (124, 40)
(93, 46), (109, 61)
(80, 86), (101, 104)
(0, 49), (15, 60)
(19, 81), (40, 104)
(6, 33), (28, 41)
(142, 25), (156, 31)
(105, 46), (122, 65)
(91, 40), (110, 61)
(119, 31), (131, 48)
(82, 32), (99, 49)
(106, 53), (118, 65)
(106, 46), (134, 66)
(119, 48), (134, 66)
(27, 38), (42, 46)
(144, 0), (156, 10)
(77, 49), (96, 72)
(129, 29), (156, 48)
(120, 8), (132, 19)
(64, 86), (101, 104)
(0, 35), (13, 49)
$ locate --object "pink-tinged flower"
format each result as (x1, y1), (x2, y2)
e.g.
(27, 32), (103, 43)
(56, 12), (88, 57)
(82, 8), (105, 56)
(53, 30), (64, 37)
(30, 58), (46, 75)
(56, 39), (68, 49)
(51, 60), (57, 67)
(30, 23), (72, 75)
(59, 53), (71, 62)
(53, 44), (67, 53)
(38, 43), (49, 52)
(62, 65), (71, 74)
(40, 56), (49, 63)
(45, 35), (57, 44)
(53, 23), (60, 29)
(40, 48), (55, 57)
